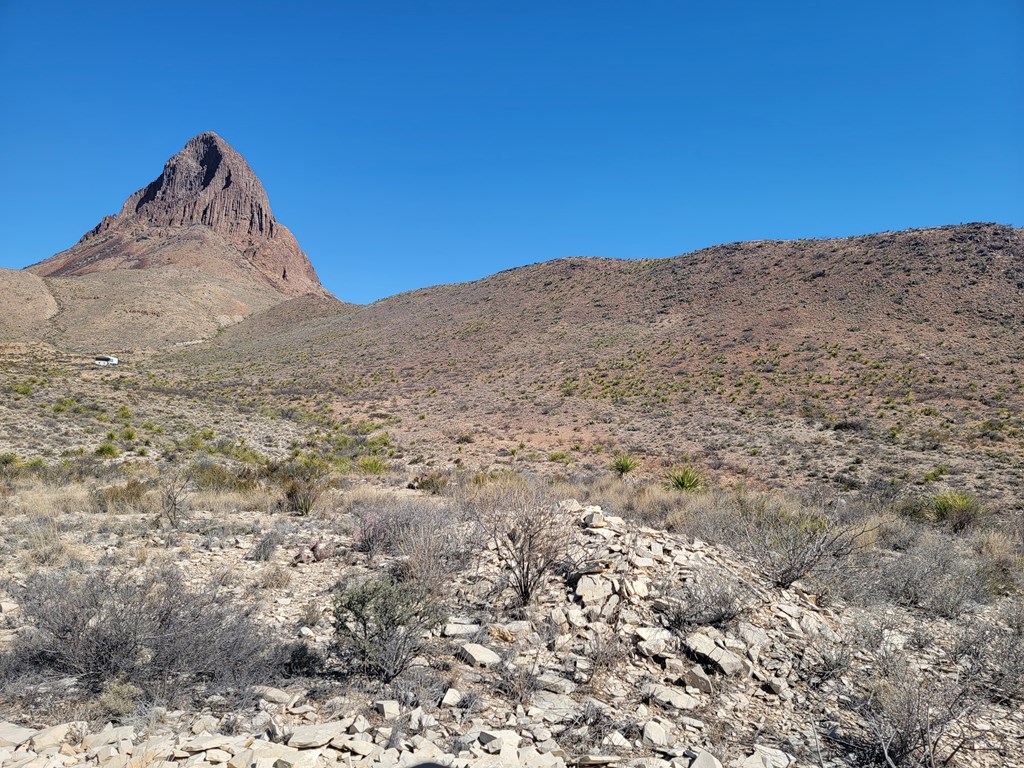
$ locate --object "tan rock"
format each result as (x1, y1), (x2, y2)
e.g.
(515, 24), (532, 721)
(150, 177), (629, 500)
(458, 643), (502, 667)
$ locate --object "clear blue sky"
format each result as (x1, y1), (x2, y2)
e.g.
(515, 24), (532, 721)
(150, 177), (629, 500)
(1, 1), (1021, 303)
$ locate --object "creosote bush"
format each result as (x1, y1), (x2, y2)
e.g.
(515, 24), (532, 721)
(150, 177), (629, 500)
(333, 575), (443, 682)
(735, 491), (870, 588)
(880, 535), (988, 619)
(841, 654), (976, 767)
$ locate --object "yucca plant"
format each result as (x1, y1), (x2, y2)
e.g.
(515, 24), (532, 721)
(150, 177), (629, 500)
(611, 452), (638, 477)
(666, 464), (704, 492)
(932, 492), (984, 532)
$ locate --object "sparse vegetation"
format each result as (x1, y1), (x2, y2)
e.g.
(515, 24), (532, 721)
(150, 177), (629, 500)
(332, 575), (443, 682)
(1, 565), (281, 700)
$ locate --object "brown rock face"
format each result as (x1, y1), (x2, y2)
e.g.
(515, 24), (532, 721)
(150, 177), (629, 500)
(28, 132), (324, 298)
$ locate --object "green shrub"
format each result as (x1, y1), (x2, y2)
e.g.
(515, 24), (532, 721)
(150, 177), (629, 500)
(666, 464), (704, 492)
(933, 492), (984, 532)
(332, 576), (442, 682)
(356, 455), (388, 475)
(611, 452), (638, 477)
(95, 443), (120, 458)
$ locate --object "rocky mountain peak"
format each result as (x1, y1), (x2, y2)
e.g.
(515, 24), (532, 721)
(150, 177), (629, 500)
(27, 133), (325, 299)
(103, 131), (276, 241)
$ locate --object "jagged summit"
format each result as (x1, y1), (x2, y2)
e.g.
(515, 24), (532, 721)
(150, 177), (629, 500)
(27, 132), (324, 298)
(104, 131), (277, 240)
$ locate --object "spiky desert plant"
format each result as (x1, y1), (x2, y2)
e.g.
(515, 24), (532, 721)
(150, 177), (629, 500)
(611, 452), (638, 477)
(666, 464), (704, 492)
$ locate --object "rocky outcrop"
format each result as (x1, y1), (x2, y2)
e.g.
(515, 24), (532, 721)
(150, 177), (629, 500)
(27, 132), (324, 299)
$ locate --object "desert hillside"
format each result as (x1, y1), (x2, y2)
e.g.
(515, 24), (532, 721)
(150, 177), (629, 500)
(156, 223), (1024, 508)
(1, 222), (1022, 768)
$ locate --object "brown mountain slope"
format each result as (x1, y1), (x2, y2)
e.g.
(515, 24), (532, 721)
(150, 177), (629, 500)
(0, 269), (58, 343)
(161, 223), (1024, 504)
(11, 132), (334, 351)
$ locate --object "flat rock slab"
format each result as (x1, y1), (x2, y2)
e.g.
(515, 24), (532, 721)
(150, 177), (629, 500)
(443, 622), (481, 637)
(685, 631), (745, 676)
(83, 726), (136, 751)
(287, 721), (352, 748)
(690, 750), (724, 768)
(644, 683), (699, 711)
(458, 643), (502, 667)
(229, 742), (316, 768)
(252, 685), (292, 704)
(30, 721), (87, 751)
(0, 722), (37, 748)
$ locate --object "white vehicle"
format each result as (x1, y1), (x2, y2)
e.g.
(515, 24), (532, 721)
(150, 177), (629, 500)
(94, 355), (119, 366)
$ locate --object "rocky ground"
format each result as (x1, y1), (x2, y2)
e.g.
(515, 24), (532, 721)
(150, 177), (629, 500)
(0, 473), (1021, 768)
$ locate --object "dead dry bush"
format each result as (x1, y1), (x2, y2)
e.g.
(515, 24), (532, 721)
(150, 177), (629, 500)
(391, 502), (473, 594)
(495, 648), (540, 706)
(461, 475), (577, 607)
(1, 564), (281, 702)
(157, 466), (193, 528)
(953, 598), (1024, 704)
(879, 534), (989, 619)
(658, 569), (750, 630)
(733, 491), (871, 589)
(836, 657), (977, 767)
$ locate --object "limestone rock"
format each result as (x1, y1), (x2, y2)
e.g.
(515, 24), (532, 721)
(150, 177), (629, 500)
(0, 722), (37, 747)
(644, 683), (699, 711)
(458, 643), (502, 667)
(287, 720), (351, 748)
(30, 721), (87, 751)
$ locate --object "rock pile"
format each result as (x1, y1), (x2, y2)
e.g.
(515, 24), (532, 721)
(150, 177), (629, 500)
(2, 499), (1022, 768)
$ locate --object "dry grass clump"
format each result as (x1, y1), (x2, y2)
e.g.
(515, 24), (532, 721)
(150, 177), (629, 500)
(552, 474), (681, 528)
(256, 564), (292, 590)
(191, 487), (281, 516)
(92, 477), (153, 514)
(7, 483), (95, 517)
